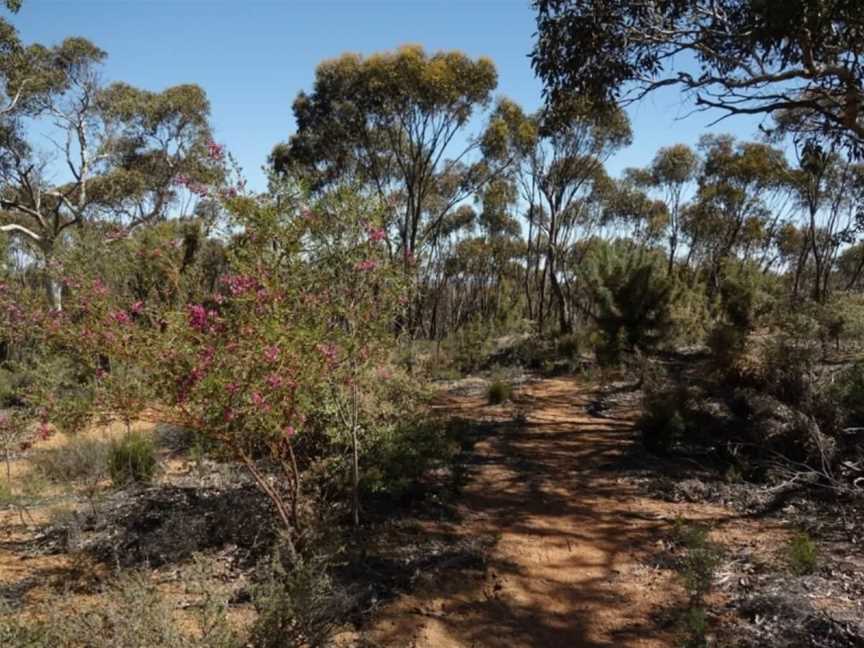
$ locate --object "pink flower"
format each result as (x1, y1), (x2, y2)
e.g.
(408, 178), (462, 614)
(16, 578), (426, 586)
(220, 274), (258, 296)
(266, 373), (283, 389)
(316, 343), (339, 365)
(355, 259), (378, 271)
(225, 382), (239, 395)
(263, 345), (280, 363)
(251, 391), (265, 406)
(376, 367), (393, 380)
(130, 301), (144, 315)
(111, 310), (131, 326)
(368, 227), (387, 242)
(188, 304), (208, 331)
(92, 279), (108, 297)
(283, 426), (296, 439)
(223, 408), (236, 422)
(207, 142), (224, 160)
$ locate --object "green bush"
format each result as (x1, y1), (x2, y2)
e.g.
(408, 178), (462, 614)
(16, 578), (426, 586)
(487, 380), (512, 405)
(361, 420), (457, 500)
(638, 387), (689, 454)
(786, 532), (818, 575)
(0, 367), (26, 407)
(108, 432), (157, 486)
(0, 563), (240, 648)
(837, 360), (864, 426)
(582, 246), (676, 365)
(250, 551), (355, 648)
(29, 438), (110, 485)
(676, 523), (722, 600)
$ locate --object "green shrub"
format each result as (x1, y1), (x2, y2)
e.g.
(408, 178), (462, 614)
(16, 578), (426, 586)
(108, 432), (157, 486)
(29, 437), (110, 484)
(837, 360), (864, 426)
(556, 334), (580, 359)
(361, 420), (457, 500)
(638, 388), (688, 454)
(582, 247), (676, 365)
(487, 380), (512, 405)
(674, 520), (722, 600)
(0, 367), (26, 407)
(670, 519), (722, 648)
(786, 532), (818, 575)
(250, 551), (355, 648)
(681, 606), (709, 648)
(0, 564), (241, 648)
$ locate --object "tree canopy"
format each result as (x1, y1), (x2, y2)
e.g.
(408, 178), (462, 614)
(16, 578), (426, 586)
(532, 0), (864, 154)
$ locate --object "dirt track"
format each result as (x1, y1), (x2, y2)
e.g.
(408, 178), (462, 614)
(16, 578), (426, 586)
(369, 376), (747, 647)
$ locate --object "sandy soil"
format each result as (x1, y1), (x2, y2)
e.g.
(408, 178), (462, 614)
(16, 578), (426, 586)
(367, 376), (787, 648)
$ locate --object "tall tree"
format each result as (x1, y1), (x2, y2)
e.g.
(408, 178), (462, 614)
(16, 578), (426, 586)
(517, 98), (631, 334)
(0, 32), (219, 308)
(788, 142), (864, 301)
(626, 144), (699, 275)
(271, 46), (524, 272)
(686, 135), (790, 292)
(532, 0), (864, 154)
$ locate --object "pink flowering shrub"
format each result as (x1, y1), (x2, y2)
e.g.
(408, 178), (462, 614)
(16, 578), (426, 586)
(0, 180), (408, 555)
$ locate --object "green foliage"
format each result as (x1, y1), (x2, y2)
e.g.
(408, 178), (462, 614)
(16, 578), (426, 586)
(29, 437), (109, 485)
(676, 523), (722, 600)
(639, 387), (689, 455)
(583, 245), (676, 364)
(681, 606), (709, 648)
(250, 551), (355, 648)
(837, 360), (864, 426)
(449, 319), (495, 373)
(487, 380), (512, 405)
(786, 532), (818, 576)
(361, 419), (457, 501)
(0, 562), (241, 648)
(532, 1), (864, 153)
(669, 519), (722, 648)
(107, 432), (157, 486)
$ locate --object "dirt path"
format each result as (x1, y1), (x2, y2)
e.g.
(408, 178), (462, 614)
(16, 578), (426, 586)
(368, 376), (763, 648)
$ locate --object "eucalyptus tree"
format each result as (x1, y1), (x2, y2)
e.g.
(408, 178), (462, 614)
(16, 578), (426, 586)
(532, 0), (864, 154)
(516, 98), (631, 334)
(626, 144), (699, 275)
(272, 46), (528, 276)
(685, 135), (791, 292)
(0, 31), (220, 308)
(787, 143), (864, 301)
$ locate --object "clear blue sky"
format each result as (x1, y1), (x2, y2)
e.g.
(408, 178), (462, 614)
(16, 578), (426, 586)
(13, 0), (763, 191)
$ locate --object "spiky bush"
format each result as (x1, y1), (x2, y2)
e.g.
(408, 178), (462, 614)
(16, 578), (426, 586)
(582, 247), (676, 364)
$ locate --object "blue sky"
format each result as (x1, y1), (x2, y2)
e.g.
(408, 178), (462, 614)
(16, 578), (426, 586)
(13, 0), (764, 191)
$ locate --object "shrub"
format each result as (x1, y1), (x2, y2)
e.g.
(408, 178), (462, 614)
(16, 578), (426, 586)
(0, 564), (241, 648)
(837, 360), (864, 426)
(556, 334), (580, 359)
(250, 551), (356, 648)
(582, 247), (676, 365)
(29, 437), (110, 485)
(672, 519), (722, 648)
(361, 419), (457, 501)
(487, 380), (512, 405)
(638, 387), (689, 455)
(676, 523), (722, 600)
(108, 432), (157, 486)
(786, 532), (818, 575)
(706, 322), (750, 381)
